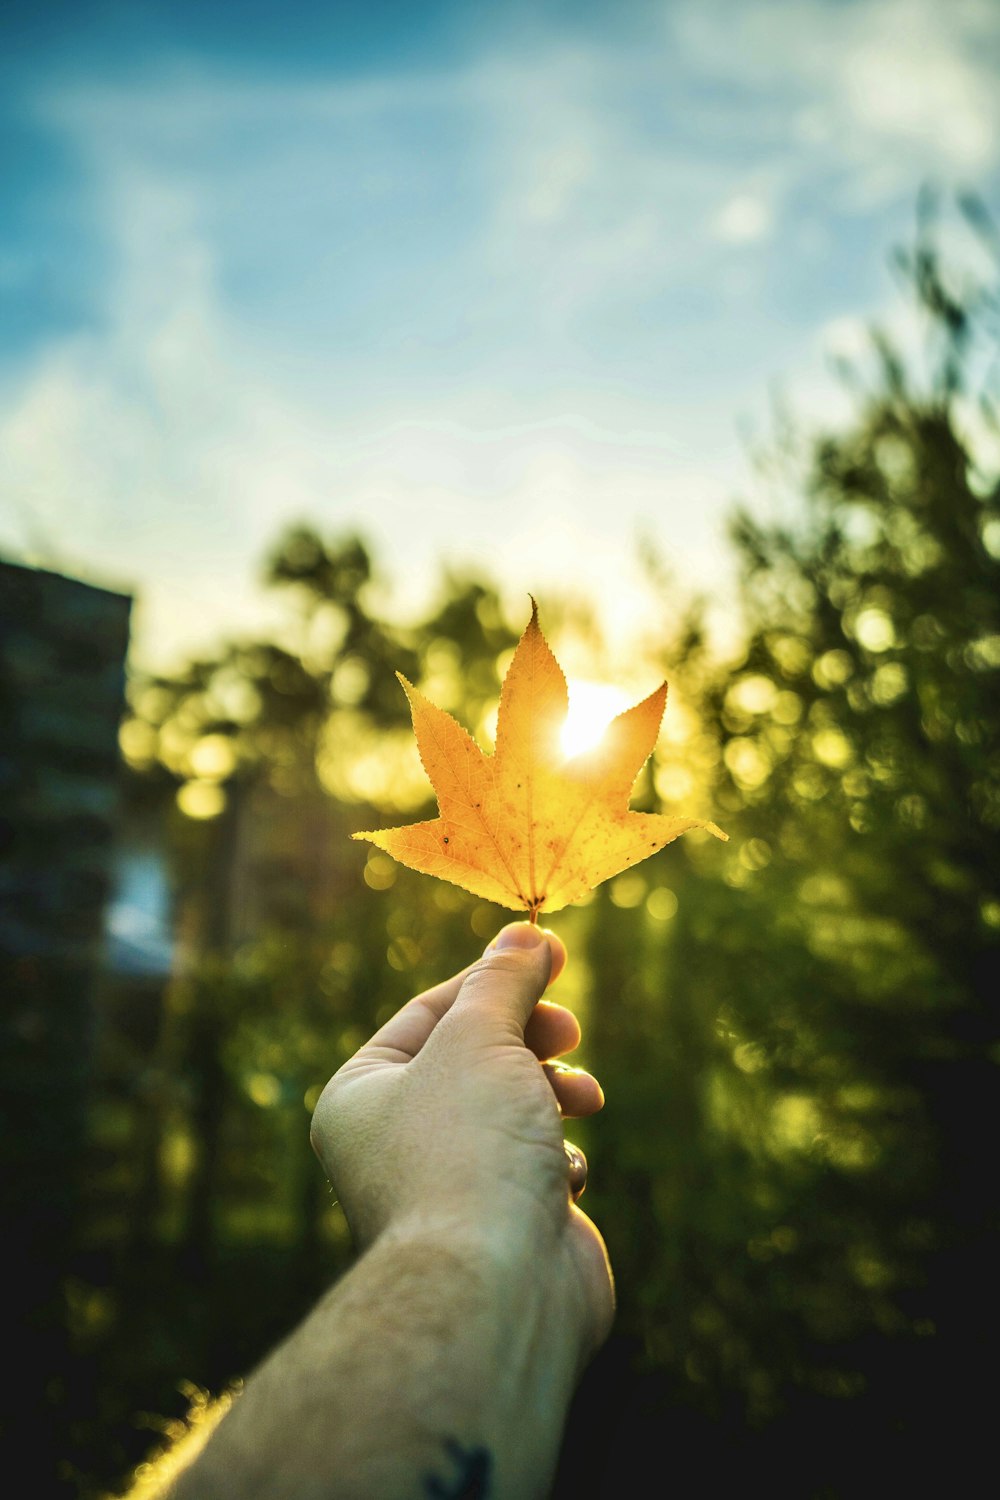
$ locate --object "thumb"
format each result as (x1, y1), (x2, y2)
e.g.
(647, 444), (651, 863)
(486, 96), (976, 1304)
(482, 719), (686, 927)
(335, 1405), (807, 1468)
(446, 922), (559, 1039)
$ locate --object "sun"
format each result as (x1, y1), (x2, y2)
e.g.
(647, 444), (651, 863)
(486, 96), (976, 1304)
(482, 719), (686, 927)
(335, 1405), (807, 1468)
(560, 679), (633, 759)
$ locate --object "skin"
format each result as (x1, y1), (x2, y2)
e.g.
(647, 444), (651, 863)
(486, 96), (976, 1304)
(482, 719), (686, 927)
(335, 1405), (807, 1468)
(152, 922), (614, 1500)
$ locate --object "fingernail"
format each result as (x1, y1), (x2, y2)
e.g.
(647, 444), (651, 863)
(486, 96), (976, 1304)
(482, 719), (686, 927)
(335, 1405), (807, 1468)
(492, 922), (545, 951)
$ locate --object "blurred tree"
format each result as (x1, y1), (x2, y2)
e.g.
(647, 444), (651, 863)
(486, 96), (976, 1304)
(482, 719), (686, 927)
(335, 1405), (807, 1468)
(572, 199), (999, 1495)
(77, 537), (524, 1495)
(74, 204), (1000, 1500)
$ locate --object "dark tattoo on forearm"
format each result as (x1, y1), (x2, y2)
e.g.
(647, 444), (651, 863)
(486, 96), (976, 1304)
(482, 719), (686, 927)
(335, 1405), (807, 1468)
(422, 1437), (493, 1497)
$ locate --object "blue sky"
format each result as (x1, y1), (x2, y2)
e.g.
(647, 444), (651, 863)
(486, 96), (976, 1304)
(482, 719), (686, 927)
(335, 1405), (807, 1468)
(2, 0), (998, 669)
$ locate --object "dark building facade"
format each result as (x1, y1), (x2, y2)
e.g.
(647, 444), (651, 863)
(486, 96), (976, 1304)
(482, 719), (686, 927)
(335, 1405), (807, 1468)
(0, 558), (132, 1496)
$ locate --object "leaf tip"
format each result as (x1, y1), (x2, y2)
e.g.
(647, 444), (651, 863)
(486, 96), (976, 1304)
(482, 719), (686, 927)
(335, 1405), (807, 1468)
(395, 671), (420, 711)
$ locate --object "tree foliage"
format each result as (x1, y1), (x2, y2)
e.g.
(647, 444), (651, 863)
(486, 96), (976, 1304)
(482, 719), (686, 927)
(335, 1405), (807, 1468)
(572, 204), (1000, 1493)
(55, 208), (1000, 1498)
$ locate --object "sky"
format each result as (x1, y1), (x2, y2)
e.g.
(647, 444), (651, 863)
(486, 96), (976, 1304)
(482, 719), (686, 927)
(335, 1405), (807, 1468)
(2, 0), (998, 671)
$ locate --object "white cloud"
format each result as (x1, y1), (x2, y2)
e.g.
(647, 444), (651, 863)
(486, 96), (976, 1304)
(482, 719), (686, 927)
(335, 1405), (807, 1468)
(674, 0), (1000, 199)
(3, 1), (997, 671)
(0, 139), (742, 668)
(821, 314), (874, 363)
(712, 193), (773, 244)
(839, 2), (999, 173)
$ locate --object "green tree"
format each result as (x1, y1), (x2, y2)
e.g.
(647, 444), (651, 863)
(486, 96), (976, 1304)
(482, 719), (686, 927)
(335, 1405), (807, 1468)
(573, 203), (1000, 1495)
(80, 533), (526, 1496)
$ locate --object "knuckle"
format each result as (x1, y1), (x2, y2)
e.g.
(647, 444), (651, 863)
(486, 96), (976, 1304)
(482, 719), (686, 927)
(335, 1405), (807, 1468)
(465, 949), (533, 987)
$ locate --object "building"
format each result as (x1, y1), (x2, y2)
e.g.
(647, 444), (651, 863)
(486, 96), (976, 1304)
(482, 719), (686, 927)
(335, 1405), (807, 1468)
(0, 556), (132, 1497)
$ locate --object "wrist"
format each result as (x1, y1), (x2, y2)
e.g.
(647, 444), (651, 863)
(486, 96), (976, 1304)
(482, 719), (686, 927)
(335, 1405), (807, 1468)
(374, 1193), (612, 1373)
(361, 1217), (592, 1498)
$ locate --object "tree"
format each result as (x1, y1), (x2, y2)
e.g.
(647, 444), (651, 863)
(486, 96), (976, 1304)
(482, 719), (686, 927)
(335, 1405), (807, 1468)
(571, 201), (1000, 1495)
(79, 534), (526, 1495)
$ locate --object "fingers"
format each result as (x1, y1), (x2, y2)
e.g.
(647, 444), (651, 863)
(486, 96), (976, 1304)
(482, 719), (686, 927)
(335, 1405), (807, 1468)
(524, 998), (580, 1059)
(485, 923), (567, 987)
(528, 997), (603, 1118)
(448, 923), (563, 1038)
(544, 1061), (605, 1118)
(350, 923), (568, 1067)
(356, 965), (475, 1065)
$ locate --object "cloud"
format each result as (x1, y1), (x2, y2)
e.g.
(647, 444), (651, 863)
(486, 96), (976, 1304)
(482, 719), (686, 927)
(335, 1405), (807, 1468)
(23, 2), (994, 360)
(712, 194), (773, 244)
(0, 161), (332, 659)
(2, 1), (997, 669)
(674, 0), (1000, 201)
(0, 136), (740, 669)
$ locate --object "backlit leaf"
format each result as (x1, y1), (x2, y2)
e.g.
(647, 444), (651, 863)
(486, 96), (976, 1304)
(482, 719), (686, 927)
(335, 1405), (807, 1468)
(353, 600), (727, 917)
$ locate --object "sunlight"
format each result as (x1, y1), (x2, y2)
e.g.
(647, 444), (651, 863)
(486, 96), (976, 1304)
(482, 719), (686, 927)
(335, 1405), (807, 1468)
(560, 679), (632, 759)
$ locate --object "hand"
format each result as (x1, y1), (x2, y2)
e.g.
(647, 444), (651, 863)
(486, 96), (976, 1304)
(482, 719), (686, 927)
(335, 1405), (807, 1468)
(310, 921), (615, 1367)
(157, 923), (613, 1500)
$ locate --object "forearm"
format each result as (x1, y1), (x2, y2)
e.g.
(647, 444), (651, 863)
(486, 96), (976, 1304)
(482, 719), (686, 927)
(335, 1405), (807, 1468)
(162, 1222), (587, 1500)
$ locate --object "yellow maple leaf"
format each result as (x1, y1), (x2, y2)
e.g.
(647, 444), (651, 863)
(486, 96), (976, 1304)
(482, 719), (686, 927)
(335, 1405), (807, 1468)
(353, 600), (727, 918)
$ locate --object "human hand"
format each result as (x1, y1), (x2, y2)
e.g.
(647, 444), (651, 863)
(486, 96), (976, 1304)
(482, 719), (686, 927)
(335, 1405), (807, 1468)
(152, 928), (614, 1500)
(310, 921), (615, 1366)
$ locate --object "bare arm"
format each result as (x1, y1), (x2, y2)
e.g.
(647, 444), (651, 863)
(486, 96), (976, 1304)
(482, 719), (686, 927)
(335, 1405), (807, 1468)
(153, 923), (614, 1500)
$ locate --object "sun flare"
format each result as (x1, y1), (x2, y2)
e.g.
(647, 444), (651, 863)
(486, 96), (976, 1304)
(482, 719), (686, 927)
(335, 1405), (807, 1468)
(560, 679), (633, 759)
